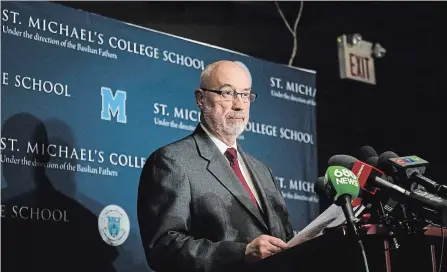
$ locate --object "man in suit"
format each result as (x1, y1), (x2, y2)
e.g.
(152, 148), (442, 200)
(137, 60), (294, 272)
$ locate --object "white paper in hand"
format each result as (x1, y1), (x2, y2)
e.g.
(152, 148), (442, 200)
(287, 204), (365, 247)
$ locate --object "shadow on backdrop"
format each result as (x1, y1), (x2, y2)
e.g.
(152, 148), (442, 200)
(1, 113), (118, 272)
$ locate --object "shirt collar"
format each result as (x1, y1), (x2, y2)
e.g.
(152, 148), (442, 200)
(200, 122), (237, 155)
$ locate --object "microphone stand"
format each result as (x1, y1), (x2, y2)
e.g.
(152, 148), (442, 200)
(377, 201), (401, 250)
(338, 195), (370, 272)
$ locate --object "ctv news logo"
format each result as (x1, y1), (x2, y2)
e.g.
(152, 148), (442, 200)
(101, 87), (127, 123)
(395, 156), (421, 164)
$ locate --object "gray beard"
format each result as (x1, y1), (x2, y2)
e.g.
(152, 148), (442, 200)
(202, 106), (247, 137)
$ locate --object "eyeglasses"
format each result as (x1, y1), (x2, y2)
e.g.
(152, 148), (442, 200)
(201, 88), (258, 102)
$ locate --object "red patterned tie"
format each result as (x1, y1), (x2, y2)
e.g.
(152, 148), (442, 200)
(225, 148), (259, 208)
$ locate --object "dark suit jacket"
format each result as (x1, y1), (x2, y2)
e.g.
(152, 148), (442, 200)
(137, 124), (294, 272)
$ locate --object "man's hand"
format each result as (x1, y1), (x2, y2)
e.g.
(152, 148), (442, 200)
(245, 235), (289, 263)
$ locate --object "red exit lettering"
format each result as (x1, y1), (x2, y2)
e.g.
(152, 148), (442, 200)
(349, 53), (371, 80)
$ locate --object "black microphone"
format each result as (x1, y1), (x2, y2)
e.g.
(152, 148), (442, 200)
(330, 154), (447, 212)
(356, 145), (378, 162)
(378, 151), (447, 198)
(330, 153), (400, 226)
(357, 146), (380, 172)
(314, 176), (326, 198)
(356, 146), (397, 210)
(357, 151), (398, 216)
(331, 151), (402, 249)
(365, 156), (378, 168)
(315, 170), (371, 272)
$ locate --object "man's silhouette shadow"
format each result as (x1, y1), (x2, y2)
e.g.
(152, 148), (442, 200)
(1, 113), (118, 272)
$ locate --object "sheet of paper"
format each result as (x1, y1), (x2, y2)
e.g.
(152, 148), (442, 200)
(287, 204), (365, 247)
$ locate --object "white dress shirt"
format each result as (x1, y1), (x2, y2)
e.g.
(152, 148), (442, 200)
(200, 123), (262, 209)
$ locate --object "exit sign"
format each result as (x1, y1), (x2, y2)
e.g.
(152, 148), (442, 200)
(338, 34), (376, 85)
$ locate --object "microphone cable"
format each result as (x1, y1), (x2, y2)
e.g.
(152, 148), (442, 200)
(438, 209), (446, 272)
(358, 239), (370, 272)
(438, 226), (444, 272)
(346, 220), (370, 272)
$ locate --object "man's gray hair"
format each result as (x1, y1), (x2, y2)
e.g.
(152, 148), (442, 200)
(199, 62), (219, 89)
(233, 61), (252, 84)
(199, 61), (252, 89)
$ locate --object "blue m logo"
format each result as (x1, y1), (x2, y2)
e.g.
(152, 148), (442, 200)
(101, 87), (127, 123)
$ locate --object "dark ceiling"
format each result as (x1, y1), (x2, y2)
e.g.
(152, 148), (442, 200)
(59, 1), (447, 188)
(59, 1), (447, 91)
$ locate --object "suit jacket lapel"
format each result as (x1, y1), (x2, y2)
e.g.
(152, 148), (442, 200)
(238, 148), (284, 239)
(192, 125), (268, 231)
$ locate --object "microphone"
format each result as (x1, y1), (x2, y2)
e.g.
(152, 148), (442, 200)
(329, 155), (381, 205)
(356, 150), (399, 216)
(330, 153), (402, 250)
(378, 152), (447, 198)
(356, 146), (380, 179)
(323, 166), (361, 237)
(365, 156), (378, 167)
(322, 166), (372, 272)
(356, 145), (378, 162)
(378, 151), (447, 227)
(316, 175), (365, 217)
(377, 151), (399, 177)
(329, 154), (400, 225)
(314, 176), (326, 198)
(330, 154), (447, 212)
(377, 151), (424, 194)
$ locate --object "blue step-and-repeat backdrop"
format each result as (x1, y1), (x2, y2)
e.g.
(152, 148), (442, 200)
(1, 2), (318, 271)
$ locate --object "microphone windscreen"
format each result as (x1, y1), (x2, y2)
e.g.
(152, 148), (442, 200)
(357, 146), (378, 161)
(365, 156), (378, 167)
(377, 151), (399, 174)
(328, 154), (357, 169)
(314, 176), (326, 198)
